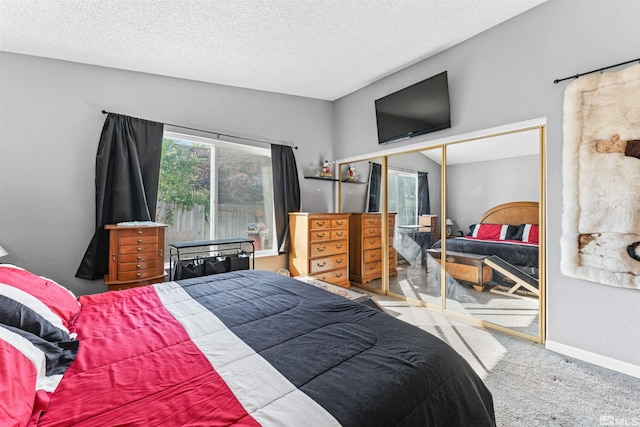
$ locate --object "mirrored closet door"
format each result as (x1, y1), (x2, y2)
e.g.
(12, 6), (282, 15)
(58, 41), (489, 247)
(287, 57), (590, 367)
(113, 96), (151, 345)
(385, 149), (443, 308)
(338, 124), (545, 342)
(442, 128), (543, 340)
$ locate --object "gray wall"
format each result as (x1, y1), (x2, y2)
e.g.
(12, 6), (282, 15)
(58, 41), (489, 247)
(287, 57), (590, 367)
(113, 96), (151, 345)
(0, 52), (333, 296)
(448, 154), (539, 233)
(333, 0), (640, 368)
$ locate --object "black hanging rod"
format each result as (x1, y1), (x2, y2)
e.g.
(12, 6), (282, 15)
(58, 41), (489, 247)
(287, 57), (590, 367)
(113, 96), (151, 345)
(101, 110), (297, 149)
(553, 58), (640, 84)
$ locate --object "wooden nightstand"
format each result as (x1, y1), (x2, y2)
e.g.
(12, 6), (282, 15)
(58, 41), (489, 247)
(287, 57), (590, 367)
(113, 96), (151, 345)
(104, 223), (168, 291)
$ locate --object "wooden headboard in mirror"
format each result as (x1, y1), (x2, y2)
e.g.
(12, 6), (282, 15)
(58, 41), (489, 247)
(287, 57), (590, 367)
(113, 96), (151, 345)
(476, 201), (539, 225)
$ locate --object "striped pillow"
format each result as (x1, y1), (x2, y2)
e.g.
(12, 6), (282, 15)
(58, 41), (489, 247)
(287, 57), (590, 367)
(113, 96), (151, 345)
(514, 224), (539, 244)
(0, 324), (77, 425)
(0, 265), (80, 341)
(469, 223), (519, 240)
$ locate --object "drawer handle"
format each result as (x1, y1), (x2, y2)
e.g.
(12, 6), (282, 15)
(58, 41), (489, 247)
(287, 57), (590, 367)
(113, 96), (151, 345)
(368, 253), (376, 258)
(335, 232), (343, 237)
(367, 220), (375, 224)
(335, 244), (343, 250)
(137, 230), (143, 235)
(368, 230), (375, 234)
(137, 247), (143, 252)
(111, 253), (116, 261)
(137, 255), (142, 260)
(369, 240), (376, 244)
(317, 261), (326, 267)
(336, 221), (343, 226)
(336, 272), (343, 277)
(315, 221), (325, 227)
(137, 239), (143, 243)
(317, 246), (326, 252)
(336, 259), (343, 264)
(136, 264), (141, 269)
(368, 265), (376, 270)
(317, 232), (326, 238)
(136, 272), (141, 277)
(446, 257), (455, 263)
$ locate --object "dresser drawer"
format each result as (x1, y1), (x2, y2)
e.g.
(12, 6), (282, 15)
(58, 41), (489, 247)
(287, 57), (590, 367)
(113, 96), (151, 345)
(119, 260), (157, 272)
(310, 230), (332, 242)
(118, 252), (156, 263)
(118, 228), (159, 237)
(309, 254), (347, 274)
(310, 218), (332, 230)
(331, 229), (348, 240)
(362, 226), (380, 237)
(118, 243), (158, 255)
(362, 216), (380, 227)
(312, 268), (348, 285)
(310, 241), (347, 257)
(117, 267), (157, 281)
(363, 248), (383, 263)
(331, 218), (348, 229)
(362, 236), (381, 250)
(362, 261), (382, 277)
(119, 234), (158, 246)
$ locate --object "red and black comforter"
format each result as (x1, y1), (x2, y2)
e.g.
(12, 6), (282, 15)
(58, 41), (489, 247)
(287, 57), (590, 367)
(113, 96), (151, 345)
(35, 270), (495, 426)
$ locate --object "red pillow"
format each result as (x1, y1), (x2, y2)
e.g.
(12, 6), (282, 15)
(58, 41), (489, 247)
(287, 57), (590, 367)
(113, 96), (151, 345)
(0, 326), (59, 426)
(470, 224), (517, 240)
(0, 265), (80, 337)
(520, 224), (539, 244)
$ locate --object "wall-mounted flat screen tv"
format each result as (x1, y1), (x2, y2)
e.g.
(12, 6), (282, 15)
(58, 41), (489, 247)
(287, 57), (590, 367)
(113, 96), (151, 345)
(375, 71), (451, 144)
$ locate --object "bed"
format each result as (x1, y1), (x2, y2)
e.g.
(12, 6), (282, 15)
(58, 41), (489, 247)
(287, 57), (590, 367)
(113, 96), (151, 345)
(428, 201), (540, 295)
(1, 264), (495, 426)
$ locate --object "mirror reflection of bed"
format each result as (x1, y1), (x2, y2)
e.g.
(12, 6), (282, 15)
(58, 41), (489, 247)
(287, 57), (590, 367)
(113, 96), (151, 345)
(384, 202), (540, 337)
(343, 126), (542, 339)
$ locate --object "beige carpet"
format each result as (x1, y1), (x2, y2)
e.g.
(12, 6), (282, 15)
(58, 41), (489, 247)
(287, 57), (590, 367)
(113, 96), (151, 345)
(370, 295), (640, 427)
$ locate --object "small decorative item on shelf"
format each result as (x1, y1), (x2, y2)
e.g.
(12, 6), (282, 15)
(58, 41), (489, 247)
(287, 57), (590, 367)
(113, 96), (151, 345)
(348, 164), (357, 181)
(319, 160), (334, 178)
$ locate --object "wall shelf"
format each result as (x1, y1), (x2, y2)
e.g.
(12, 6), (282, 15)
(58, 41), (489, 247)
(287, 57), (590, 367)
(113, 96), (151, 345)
(305, 176), (338, 181)
(304, 176), (367, 184)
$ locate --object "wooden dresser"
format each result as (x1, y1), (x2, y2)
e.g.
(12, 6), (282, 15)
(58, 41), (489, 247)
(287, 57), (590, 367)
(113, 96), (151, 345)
(288, 213), (351, 287)
(349, 213), (397, 285)
(104, 223), (167, 291)
(418, 215), (440, 240)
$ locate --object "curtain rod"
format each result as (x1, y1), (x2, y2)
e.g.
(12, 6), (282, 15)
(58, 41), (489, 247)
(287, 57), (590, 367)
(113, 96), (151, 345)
(101, 110), (298, 149)
(553, 58), (640, 84)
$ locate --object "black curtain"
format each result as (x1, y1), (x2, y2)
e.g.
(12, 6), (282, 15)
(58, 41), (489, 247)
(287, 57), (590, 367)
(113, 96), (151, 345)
(271, 144), (301, 253)
(366, 162), (382, 212)
(417, 171), (431, 215)
(76, 113), (164, 280)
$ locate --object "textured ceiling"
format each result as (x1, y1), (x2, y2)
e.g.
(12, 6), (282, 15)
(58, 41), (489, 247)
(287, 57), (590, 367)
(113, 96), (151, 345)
(0, 0), (546, 100)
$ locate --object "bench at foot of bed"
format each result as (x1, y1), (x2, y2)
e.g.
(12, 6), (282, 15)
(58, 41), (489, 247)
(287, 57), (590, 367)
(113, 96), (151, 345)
(426, 249), (492, 291)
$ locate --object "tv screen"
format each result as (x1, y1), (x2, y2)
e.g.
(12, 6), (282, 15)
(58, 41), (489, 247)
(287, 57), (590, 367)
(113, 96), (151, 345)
(375, 71), (451, 144)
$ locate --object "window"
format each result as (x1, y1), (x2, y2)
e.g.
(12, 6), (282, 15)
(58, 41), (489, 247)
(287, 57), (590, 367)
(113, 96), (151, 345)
(387, 168), (417, 227)
(156, 132), (276, 260)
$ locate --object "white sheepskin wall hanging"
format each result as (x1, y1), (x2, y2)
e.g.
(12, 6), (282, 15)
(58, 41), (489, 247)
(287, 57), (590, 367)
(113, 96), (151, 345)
(561, 63), (640, 289)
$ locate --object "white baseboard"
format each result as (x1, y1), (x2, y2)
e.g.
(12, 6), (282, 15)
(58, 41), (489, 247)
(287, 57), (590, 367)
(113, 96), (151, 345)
(545, 340), (640, 379)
